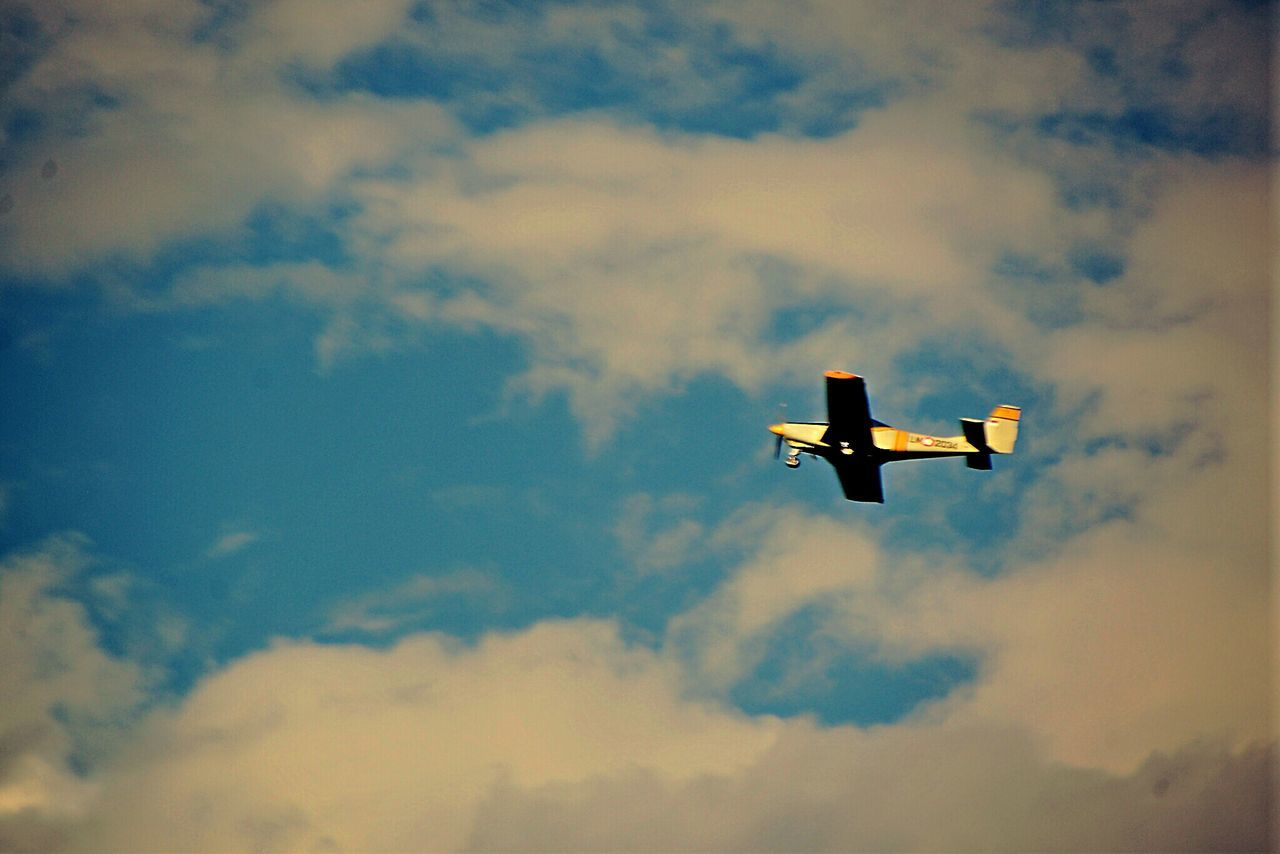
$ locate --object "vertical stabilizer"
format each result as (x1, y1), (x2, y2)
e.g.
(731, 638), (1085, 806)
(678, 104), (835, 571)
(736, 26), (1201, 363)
(985, 405), (1021, 454)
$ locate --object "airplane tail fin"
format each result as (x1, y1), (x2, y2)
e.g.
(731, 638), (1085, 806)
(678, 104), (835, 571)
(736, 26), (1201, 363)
(985, 405), (1021, 454)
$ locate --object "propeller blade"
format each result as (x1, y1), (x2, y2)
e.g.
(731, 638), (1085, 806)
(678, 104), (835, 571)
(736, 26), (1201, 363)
(772, 402), (787, 460)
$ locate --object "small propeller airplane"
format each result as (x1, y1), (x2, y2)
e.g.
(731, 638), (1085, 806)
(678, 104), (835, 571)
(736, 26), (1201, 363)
(768, 371), (1021, 503)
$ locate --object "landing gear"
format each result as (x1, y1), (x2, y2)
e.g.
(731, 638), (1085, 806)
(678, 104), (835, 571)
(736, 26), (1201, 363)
(785, 456), (801, 469)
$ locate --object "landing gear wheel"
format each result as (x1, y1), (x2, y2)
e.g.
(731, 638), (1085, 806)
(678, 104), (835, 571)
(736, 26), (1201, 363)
(785, 457), (800, 468)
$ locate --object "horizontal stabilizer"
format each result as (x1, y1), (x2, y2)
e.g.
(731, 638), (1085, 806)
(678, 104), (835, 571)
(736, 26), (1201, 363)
(966, 452), (992, 470)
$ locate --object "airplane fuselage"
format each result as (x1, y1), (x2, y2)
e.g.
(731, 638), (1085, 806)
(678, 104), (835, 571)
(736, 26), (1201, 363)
(768, 371), (1021, 502)
(770, 422), (985, 462)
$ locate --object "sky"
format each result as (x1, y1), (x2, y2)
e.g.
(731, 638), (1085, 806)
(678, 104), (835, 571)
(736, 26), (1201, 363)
(0, 0), (1274, 850)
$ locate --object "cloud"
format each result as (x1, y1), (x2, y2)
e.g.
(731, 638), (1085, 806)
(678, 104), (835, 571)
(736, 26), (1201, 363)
(883, 516), (1270, 773)
(341, 108), (1071, 440)
(204, 530), (259, 559)
(0, 405), (1271, 850)
(238, 0), (416, 71)
(470, 727), (1271, 852)
(19, 611), (1266, 852)
(613, 493), (706, 574)
(1007, 157), (1271, 556)
(327, 1), (894, 138)
(327, 13), (1262, 441)
(324, 569), (504, 634)
(0, 536), (145, 850)
(71, 620), (783, 852)
(0, 2), (1121, 420)
(666, 328), (1271, 775)
(668, 509), (885, 692)
(0, 0), (453, 278)
(3, 0), (1267, 452)
(664, 229), (1272, 769)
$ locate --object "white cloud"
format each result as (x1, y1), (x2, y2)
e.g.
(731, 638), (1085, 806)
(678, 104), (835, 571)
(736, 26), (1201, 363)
(614, 493), (707, 574)
(0, 537), (145, 848)
(71, 620), (783, 852)
(4, 0), (1266, 456)
(0, 442), (1270, 851)
(327, 41), (1260, 443)
(469, 726), (1270, 852)
(342, 108), (1071, 440)
(238, 0), (416, 70)
(1042, 160), (1269, 431)
(205, 530), (260, 559)
(0, 0), (1087, 437)
(668, 509), (885, 692)
(663, 211), (1271, 772)
(28, 606), (1268, 852)
(0, 0), (455, 279)
(663, 297), (1271, 772)
(888, 521), (1269, 772)
(324, 569), (503, 634)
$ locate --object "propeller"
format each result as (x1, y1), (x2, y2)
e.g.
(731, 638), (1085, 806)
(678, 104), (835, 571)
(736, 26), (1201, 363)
(773, 403), (787, 460)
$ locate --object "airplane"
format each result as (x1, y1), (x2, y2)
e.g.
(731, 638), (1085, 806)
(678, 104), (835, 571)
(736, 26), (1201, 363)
(768, 371), (1021, 503)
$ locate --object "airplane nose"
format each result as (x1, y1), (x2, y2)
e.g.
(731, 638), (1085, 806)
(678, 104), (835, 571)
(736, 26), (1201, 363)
(768, 423), (785, 436)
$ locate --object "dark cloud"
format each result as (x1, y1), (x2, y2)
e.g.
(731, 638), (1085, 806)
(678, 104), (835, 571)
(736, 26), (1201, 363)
(0, 2), (51, 97)
(0, 810), (70, 854)
(467, 732), (1273, 852)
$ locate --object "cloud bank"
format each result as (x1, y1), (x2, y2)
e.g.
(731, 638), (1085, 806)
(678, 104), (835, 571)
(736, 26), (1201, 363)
(15, 614), (1267, 853)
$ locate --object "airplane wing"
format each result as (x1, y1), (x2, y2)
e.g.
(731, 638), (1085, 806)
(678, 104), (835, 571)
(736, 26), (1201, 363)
(824, 371), (875, 454)
(832, 459), (885, 503)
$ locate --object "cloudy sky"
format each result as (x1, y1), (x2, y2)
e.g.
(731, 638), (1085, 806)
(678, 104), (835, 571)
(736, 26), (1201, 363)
(0, 0), (1274, 850)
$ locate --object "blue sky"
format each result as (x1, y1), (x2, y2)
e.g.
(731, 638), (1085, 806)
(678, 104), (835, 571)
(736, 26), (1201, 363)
(0, 1), (1273, 850)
